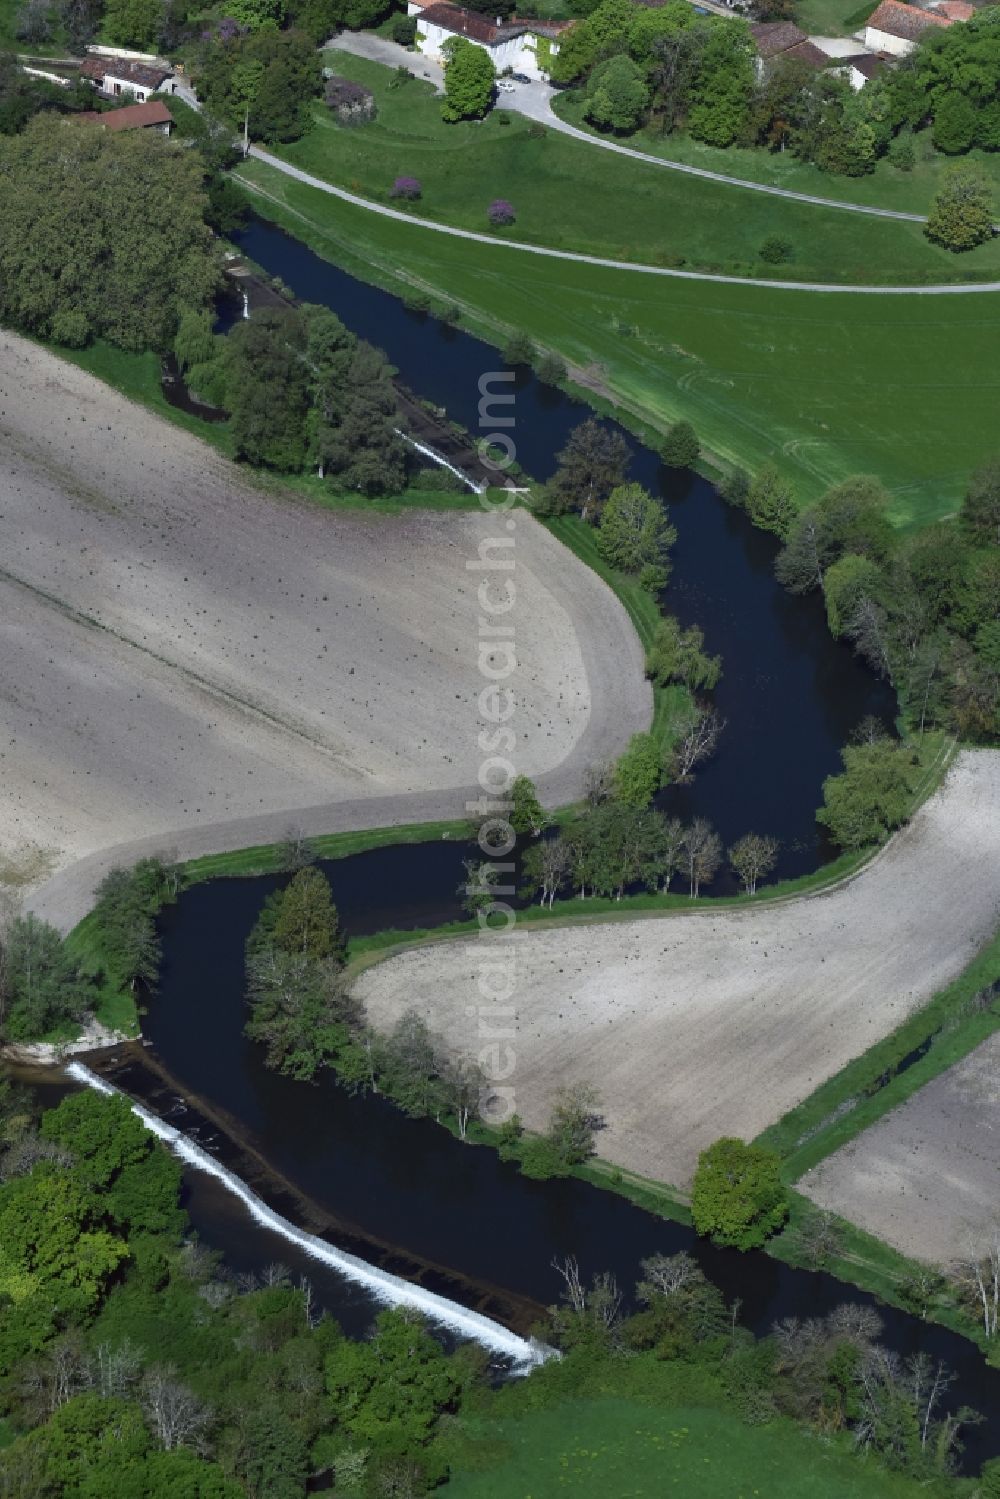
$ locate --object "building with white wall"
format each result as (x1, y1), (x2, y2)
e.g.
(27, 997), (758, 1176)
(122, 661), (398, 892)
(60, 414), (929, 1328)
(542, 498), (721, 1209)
(409, 1), (569, 80)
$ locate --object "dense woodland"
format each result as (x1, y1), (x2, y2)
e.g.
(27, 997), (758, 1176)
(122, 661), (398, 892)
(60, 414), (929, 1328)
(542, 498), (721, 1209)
(0, 1082), (996, 1495)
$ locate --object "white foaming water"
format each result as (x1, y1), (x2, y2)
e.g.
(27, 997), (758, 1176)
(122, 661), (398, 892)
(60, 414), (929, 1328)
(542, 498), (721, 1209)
(394, 430), (486, 494)
(65, 1062), (547, 1369)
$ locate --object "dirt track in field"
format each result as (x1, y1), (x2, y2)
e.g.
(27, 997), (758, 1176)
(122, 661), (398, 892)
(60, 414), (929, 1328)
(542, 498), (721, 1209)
(356, 751), (1000, 1189)
(800, 1031), (1000, 1264)
(0, 332), (650, 930)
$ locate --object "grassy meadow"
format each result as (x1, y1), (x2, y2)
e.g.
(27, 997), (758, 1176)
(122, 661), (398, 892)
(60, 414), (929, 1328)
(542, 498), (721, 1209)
(445, 1399), (946, 1497)
(273, 56), (1000, 288)
(554, 87), (1000, 217)
(234, 155), (1000, 523)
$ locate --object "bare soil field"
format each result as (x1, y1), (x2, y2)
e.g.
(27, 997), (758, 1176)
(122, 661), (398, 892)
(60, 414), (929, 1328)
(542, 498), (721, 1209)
(799, 1032), (1000, 1264)
(0, 333), (650, 929)
(356, 751), (1000, 1189)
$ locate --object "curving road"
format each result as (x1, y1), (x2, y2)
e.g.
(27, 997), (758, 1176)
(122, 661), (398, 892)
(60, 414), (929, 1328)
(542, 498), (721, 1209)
(325, 35), (936, 228)
(244, 145), (1000, 296)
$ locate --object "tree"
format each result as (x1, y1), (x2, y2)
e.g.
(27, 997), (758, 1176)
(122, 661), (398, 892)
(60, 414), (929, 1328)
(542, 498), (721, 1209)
(925, 166), (994, 252)
(268, 868), (343, 961)
(142, 1366), (213, 1454)
(502, 331), (535, 366)
(324, 1307), (460, 1454)
(597, 483), (676, 586)
(686, 18), (755, 148)
(613, 731), (663, 808)
(547, 417), (629, 521)
(668, 705), (724, 781)
(103, 0), (163, 47)
(510, 774), (546, 835)
(746, 464), (796, 537)
(0, 115), (218, 353)
(244, 950), (354, 1080)
(775, 475), (893, 594)
(691, 1137), (788, 1248)
(226, 309), (311, 470)
(823, 554), (883, 639)
(961, 455), (1000, 546)
(646, 616), (721, 693)
(521, 836), (571, 907)
(660, 420), (699, 468)
(728, 832), (779, 896)
(197, 28), (321, 146)
(584, 54), (649, 133)
(535, 351), (567, 386)
(441, 37), (495, 122)
(547, 1082), (602, 1165)
(0, 915), (94, 1042)
(817, 738), (915, 850)
(681, 817), (721, 896)
(950, 1217), (1000, 1340)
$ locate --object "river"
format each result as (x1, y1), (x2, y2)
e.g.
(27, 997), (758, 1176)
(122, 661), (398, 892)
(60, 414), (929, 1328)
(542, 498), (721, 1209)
(20, 214), (996, 1464)
(228, 216), (895, 886)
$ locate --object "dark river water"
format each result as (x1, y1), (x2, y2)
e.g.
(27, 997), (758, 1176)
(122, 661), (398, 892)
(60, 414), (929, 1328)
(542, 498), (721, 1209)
(230, 217), (895, 885)
(20, 215), (988, 1461)
(133, 866), (1000, 1468)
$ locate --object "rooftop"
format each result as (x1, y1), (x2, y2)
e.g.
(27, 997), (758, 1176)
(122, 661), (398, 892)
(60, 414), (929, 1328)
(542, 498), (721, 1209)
(416, 2), (570, 43)
(75, 99), (174, 130)
(864, 0), (950, 40)
(79, 55), (173, 90)
(750, 20), (808, 56)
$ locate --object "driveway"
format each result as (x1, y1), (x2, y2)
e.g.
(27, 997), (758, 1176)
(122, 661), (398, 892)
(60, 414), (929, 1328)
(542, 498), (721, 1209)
(324, 30), (444, 92)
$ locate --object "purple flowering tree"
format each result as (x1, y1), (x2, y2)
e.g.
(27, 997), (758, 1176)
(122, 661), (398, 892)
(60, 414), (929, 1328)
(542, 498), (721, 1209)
(390, 176), (422, 201)
(488, 199), (515, 226)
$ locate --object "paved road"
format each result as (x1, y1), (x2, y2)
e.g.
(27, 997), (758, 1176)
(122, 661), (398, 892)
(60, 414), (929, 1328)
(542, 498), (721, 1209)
(324, 35), (929, 226)
(502, 81), (930, 225)
(244, 146), (1000, 294)
(324, 30), (444, 91)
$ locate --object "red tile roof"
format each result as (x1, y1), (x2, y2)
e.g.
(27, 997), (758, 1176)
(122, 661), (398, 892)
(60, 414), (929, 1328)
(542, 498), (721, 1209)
(79, 55), (172, 90)
(417, 2), (570, 43)
(864, 0), (949, 39)
(75, 99), (173, 130)
(750, 20), (808, 55)
(936, 0), (974, 18)
(782, 38), (832, 66)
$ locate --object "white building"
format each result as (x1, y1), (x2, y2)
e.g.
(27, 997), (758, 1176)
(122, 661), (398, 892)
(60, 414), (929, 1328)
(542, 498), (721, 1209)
(79, 53), (178, 103)
(409, 1), (569, 80)
(862, 0), (952, 57)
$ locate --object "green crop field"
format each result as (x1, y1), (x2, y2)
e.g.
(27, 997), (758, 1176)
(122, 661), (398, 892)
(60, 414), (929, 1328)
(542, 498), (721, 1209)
(272, 55), (1000, 287)
(235, 156), (1000, 525)
(445, 1400), (940, 1497)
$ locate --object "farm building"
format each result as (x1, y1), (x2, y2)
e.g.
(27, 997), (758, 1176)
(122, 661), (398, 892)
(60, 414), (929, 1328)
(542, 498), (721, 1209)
(75, 100), (175, 134)
(862, 0), (965, 56)
(408, 1), (570, 80)
(79, 55), (176, 102)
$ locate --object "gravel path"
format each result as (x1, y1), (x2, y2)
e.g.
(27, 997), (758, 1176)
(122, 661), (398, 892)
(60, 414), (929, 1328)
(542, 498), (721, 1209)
(357, 751), (1000, 1189)
(0, 332), (650, 931)
(800, 1032), (1000, 1264)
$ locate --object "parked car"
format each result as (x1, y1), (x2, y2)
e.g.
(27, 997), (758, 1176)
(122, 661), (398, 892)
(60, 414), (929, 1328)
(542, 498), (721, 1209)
(511, 72), (531, 83)
(496, 78), (516, 92)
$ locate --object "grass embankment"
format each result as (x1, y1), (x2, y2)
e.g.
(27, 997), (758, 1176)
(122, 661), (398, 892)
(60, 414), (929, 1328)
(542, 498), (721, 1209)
(445, 1398), (940, 1498)
(552, 84), (1000, 218)
(62, 908), (141, 1039)
(279, 54), (1000, 289)
(234, 157), (1000, 525)
(751, 919), (1000, 1342)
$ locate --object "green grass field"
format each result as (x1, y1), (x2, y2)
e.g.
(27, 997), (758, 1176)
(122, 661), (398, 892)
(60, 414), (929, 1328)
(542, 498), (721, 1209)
(553, 87), (1000, 218)
(234, 157), (1000, 522)
(272, 55), (1000, 288)
(445, 1400), (941, 1497)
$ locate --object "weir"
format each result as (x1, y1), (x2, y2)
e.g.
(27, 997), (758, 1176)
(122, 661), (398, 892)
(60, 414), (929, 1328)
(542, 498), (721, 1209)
(65, 1060), (550, 1369)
